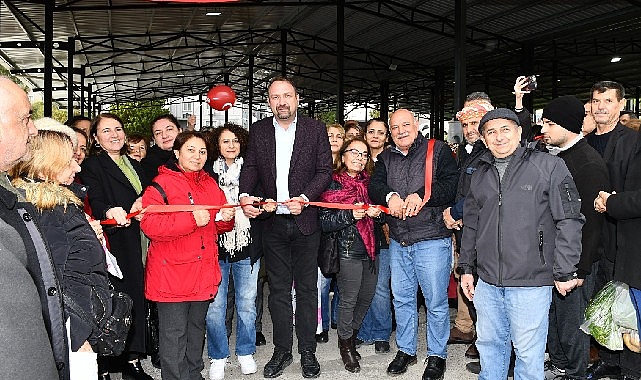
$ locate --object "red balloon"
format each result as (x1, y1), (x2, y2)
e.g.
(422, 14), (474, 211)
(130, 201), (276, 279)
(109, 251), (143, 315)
(206, 85), (236, 111)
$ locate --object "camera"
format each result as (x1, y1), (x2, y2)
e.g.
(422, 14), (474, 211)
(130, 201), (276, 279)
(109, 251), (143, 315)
(523, 75), (537, 92)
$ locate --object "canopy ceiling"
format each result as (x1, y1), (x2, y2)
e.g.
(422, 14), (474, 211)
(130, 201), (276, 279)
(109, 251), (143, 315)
(1, 0), (640, 116)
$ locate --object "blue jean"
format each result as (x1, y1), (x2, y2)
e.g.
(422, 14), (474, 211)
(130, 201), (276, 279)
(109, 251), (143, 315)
(358, 248), (392, 343)
(319, 273), (332, 331)
(206, 258), (259, 359)
(473, 278), (552, 380)
(389, 238), (451, 358)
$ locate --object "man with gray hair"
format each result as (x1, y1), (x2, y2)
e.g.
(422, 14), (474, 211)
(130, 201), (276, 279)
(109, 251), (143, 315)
(0, 77), (69, 379)
(459, 108), (583, 380)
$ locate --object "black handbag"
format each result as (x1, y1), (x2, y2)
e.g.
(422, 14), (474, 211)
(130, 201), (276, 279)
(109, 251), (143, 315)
(64, 287), (133, 356)
(318, 231), (339, 276)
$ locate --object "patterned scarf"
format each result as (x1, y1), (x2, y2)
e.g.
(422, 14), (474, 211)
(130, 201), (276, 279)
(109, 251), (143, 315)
(320, 171), (375, 260)
(212, 157), (251, 257)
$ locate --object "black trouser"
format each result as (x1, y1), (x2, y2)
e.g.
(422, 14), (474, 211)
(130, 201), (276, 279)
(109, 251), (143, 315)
(263, 215), (319, 354)
(548, 262), (597, 376)
(157, 300), (209, 380)
(255, 258), (267, 334)
(336, 257), (378, 339)
(595, 257), (641, 378)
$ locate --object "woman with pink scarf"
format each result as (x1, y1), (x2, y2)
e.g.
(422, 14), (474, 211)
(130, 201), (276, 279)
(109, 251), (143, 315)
(319, 137), (384, 373)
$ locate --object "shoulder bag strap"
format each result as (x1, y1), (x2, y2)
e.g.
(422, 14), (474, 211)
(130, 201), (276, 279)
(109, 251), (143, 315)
(423, 138), (436, 206)
(63, 293), (100, 331)
(150, 181), (169, 205)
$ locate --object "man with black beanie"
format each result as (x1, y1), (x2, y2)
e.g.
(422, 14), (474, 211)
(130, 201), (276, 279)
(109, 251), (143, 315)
(541, 95), (611, 379)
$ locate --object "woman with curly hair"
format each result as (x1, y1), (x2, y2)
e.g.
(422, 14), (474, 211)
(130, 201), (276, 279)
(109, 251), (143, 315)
(204, 123), (276, 380)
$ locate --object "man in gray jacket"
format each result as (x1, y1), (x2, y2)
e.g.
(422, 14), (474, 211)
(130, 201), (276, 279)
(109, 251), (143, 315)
(0, 76), (68, 379)
(458, 108), (583, 380)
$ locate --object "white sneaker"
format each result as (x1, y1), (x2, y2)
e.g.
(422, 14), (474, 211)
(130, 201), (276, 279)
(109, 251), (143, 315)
(238, 354), (258, 375)
(209, 358), (226, 380)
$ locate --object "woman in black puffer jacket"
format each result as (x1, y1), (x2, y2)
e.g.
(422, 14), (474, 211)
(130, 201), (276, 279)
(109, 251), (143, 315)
(319, 138), (384, 373)
(11, 127), (110, 380)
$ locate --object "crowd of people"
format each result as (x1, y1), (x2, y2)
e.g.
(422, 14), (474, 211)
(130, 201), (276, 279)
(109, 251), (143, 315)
(1, 73), (641, 380)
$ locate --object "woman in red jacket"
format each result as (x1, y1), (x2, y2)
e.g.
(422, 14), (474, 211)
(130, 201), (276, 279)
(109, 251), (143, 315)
(141, 131), (234, 380)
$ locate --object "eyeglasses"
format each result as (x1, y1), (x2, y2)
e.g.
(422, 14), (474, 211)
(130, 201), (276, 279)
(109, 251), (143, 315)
(344, 148), (369, 160)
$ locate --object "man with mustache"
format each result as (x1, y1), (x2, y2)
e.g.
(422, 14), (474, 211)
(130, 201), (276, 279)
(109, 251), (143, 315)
(369, 109), (458, 380)
(585, 82), (641, 380)
(443, 101), (493, 364)
(239, 76), (332, 379)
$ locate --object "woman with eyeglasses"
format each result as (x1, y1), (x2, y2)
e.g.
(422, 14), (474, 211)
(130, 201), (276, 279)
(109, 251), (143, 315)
(316, 123), (346, 343)
(318, 137), (383, 373)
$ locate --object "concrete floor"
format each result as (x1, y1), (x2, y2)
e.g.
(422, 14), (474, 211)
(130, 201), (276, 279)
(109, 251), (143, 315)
(110, 304), (482, 380)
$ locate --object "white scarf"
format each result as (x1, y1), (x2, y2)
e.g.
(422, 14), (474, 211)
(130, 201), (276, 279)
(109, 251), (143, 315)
(213, 157), (251, 257)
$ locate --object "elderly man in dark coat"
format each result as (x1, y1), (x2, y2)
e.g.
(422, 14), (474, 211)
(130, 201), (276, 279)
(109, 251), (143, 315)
(0, 76), (69, 379)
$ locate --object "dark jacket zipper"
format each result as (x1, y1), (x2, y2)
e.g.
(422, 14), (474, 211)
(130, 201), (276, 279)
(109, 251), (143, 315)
(497, 173), (503, 287)
(564, 183), (574, 214)
(538, 231), (545, 265)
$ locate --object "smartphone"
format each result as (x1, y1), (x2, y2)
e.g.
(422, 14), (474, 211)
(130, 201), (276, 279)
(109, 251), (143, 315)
(523, 75), (537, 91)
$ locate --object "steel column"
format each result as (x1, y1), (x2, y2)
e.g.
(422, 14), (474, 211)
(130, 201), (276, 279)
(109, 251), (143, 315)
(453, 0), (466, 111)
(209, 97), (213, 128)
(199, 93), (203, 129)
(87, 84), (93, 117)
(337, 0), (345, 125)
(432, 67), (445, 140)
(224, 73), (229, 124)
(44, 0), (54, 117)
(249, 55), (254, 126)
(520, 43), (535, 113)
(81, 66), (86, 116)
(67, 37), (74, 121)
(380, 80), (389, 122)
(308, 100), (315, 118)
(281, 29), (287, 76)
(551, 60), (558, 99)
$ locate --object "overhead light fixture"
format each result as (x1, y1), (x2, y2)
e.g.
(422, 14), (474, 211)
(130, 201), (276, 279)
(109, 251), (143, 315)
(611, 56), (622, 63)
(206, 12), (222, 16)
(177, 74), (185, 77)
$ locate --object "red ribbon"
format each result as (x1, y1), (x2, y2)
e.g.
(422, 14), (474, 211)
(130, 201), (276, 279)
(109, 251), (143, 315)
(100, 201), (389, 225)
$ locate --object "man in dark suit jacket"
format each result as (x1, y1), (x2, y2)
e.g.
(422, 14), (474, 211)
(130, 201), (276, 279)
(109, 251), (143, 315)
(585, 80), (641, 380)
(239, 77), (332, 379)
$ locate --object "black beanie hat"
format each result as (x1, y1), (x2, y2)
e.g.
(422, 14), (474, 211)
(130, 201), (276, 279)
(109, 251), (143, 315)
(479, 108), (520, 133)
(542, 95), (584, 134)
